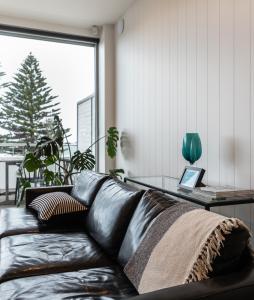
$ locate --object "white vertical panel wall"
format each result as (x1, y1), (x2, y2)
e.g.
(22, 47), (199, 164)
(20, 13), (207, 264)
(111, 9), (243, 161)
(115, 0), (254, 231)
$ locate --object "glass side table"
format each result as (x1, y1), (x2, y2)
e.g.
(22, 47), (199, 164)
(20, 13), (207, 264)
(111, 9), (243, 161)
(124, 176), (254, 211)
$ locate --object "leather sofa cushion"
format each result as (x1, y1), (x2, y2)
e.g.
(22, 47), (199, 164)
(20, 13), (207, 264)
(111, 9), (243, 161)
(37, 211), (88, 229)
(0, 208), (40, 239)
(71, 171), (109, 206)
(86, 179), (144, 257)
(0, 233), (113, 283)
(118, 190), (178, 266)
(0, 266), (138, 300)
(0, 207), (87, 239)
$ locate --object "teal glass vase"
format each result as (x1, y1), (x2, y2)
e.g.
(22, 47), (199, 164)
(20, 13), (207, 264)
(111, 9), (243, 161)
(182, 133), (202, 165)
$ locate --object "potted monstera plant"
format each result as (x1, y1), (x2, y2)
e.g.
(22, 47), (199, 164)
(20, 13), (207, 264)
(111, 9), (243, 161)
(17, 115), (123, 206)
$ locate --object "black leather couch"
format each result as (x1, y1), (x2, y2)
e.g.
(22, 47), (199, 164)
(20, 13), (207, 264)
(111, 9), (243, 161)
(0, 171), (254, 300)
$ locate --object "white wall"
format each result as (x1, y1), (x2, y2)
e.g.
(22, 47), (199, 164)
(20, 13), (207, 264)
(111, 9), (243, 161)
(115, 0), (254, 232)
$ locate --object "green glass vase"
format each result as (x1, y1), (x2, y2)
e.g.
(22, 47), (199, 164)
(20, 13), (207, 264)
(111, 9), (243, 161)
(182, 133), (202, 165)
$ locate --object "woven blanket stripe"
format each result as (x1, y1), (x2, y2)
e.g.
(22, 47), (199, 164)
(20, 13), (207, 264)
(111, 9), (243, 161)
(124, 202), (196, 288)
(139, 209), (228, 293)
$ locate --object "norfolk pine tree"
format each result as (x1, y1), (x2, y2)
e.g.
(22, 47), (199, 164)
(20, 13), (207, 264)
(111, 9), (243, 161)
(0, 53), (60, 144)
(0, 64), (6, 89)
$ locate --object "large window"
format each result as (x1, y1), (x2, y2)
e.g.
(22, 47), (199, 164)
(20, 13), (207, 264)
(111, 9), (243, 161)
(0, 26), (98, 201)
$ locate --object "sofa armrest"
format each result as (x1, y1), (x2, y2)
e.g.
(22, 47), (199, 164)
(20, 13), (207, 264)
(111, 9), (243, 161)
(127, 262), (254, 300)
(25, 185), (73, 208)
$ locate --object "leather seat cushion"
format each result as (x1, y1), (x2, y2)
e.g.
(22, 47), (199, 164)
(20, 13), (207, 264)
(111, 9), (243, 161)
(0, 233), (113, 283)
(86, 179), (144, 257)
(0, 208), (87, 239)
(0, 266), (138, 300)
(0, 208), (40, 239)
(71, 170), (109, 206)
(118, 190), (179, 266)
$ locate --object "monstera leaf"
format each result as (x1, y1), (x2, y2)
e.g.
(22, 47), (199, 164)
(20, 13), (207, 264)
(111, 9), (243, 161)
(106, 127), (119, 159)
(44, 155), (58, 166)
(43, 169), (63, 185)
(71, 149), (96, 171)
(35, 136), (60, 158)
(109, 168), (125, 179)
(54, 128), (64, 147)
(23, 152), (42, 172)
(17, 178), (31, 207)
(53, 115), (66, 145)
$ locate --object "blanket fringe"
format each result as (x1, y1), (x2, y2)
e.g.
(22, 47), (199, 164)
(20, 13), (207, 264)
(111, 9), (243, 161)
(185, 218), (250, 283)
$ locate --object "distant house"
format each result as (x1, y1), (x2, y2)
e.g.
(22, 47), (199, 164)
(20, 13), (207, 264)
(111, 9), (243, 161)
(77, 94), (95, 152)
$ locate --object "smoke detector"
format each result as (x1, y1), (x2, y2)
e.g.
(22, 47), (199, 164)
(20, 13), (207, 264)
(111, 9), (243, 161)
(116, 18), (125, 35)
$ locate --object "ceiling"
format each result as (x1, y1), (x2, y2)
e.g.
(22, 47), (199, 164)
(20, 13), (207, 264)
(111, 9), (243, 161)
(0, 0), (135, 29)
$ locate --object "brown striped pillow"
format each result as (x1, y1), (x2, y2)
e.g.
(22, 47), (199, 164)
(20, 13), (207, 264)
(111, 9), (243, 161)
(29, 192), (87, 221)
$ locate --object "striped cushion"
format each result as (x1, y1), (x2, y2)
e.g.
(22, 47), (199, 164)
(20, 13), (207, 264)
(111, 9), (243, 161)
(29, 192), (87, 221)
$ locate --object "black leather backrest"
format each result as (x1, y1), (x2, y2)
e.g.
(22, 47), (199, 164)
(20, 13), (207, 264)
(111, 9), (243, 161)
(85, 179), (144, 257)
(118, 189), (178, 266)
(71, 171), (109, 207)
(209, 227), (251, 276)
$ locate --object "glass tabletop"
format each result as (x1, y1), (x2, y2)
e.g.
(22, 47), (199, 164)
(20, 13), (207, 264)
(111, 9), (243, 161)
(124, 176), (254, 208)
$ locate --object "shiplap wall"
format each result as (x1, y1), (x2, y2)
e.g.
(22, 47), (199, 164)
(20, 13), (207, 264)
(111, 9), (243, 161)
(115, 0), (254, 233)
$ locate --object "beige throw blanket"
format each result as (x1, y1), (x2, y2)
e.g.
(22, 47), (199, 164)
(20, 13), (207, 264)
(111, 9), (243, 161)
(124, 204), (250, 294)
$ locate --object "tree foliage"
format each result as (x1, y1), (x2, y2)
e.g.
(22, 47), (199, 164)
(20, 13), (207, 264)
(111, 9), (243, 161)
(0, 53), (60, 144)
(0, 64), (6, 90)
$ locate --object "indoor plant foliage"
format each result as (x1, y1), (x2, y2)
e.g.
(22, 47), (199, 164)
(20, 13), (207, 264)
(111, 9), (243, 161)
(17, 115), (123, 205)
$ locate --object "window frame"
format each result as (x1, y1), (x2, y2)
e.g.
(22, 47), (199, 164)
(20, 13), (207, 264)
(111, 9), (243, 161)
(0, 24), (100, 170)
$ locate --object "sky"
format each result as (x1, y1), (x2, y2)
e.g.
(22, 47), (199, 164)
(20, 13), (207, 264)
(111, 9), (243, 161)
(0, 34), (95, 143)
